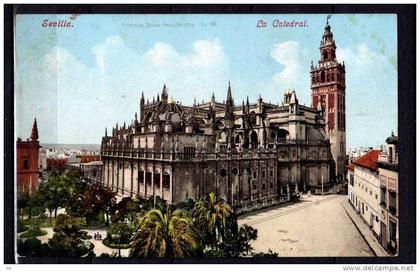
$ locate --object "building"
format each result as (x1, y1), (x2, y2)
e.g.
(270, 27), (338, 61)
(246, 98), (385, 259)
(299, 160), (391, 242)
(79, 161), (103, 183)
(377, 133), (399, 254)
(46, 158), (69, 170)
(101, 86), (334, 213)
(17, 119), (40, 193)
(100, 22), (342, 213)
(79, 155), (101, 163)
(38, 149), (47, 171)
(310, 19), (346, 180)
(348, 149), (381, 238)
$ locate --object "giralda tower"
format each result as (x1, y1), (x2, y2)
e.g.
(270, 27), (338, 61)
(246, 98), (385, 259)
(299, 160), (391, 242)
(310, 19), (346, 180)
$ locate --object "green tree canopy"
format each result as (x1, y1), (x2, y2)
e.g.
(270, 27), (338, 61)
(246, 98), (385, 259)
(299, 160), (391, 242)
(130, 208), (198, 257)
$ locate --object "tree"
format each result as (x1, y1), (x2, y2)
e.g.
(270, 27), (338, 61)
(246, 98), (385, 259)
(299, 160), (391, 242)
(107, 222), (133, 245)
(38, 175), (72, 222)
(17, 191), (30, 220)
(26, 191), (46, 220)
(65, 175), (89, 218)
(130, 208), (198, 257)
(191, 192), (233, 249)
(81, 184), (116, 226)
(217, 224), (258, 257)
(48, 214), (94, 257)
(111, 197), (142, 224)
(17, 237), (50, 257)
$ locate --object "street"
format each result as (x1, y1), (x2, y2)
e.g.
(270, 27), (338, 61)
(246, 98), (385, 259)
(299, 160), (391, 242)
(238, 194), (374, 257)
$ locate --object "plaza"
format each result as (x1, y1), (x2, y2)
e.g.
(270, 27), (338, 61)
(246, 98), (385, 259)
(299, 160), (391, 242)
(238, 194), (374, 257)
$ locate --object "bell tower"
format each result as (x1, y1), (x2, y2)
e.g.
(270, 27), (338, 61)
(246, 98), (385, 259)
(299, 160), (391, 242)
(310, 19), (346, 180)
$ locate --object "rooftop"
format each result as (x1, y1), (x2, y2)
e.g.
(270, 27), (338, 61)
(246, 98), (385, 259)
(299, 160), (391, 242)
(352, 150), (380, 172)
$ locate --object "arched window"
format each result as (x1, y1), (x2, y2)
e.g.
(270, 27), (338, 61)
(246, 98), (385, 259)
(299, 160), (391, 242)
(323, 50), (329, 61)
(321, 71), (325, 83)
(327, 73), (330, 82)
(331, 73), (335, 81)
(250, 131), (258, 148)
(235, 134), (241, 144)
(250, 111), (257, 125)
(277, 129), (289, 142)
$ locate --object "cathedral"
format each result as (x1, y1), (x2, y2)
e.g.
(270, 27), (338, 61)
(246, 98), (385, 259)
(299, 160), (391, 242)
(100, 21), (346, 213)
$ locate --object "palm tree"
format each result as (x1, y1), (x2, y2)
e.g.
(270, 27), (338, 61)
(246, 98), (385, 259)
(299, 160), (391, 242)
(191, 192), (233, 249)
(129, 208), (198, 257)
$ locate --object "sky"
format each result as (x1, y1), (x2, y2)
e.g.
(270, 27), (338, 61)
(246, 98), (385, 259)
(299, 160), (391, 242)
(15, 14), (397, 148)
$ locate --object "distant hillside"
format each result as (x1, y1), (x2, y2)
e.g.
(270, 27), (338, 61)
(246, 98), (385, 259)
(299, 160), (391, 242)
(40, 143), (101, 152)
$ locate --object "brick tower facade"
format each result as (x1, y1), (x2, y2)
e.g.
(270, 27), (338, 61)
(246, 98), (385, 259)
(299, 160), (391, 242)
(310, 20), (346, 180)
(17, 118), (40, 193)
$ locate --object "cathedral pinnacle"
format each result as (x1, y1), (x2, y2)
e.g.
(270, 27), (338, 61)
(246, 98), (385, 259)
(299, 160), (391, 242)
(30, 118), (39, 141)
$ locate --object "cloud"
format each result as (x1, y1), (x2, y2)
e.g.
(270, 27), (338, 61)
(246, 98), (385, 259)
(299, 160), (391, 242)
(336, 43), (397, 148)
(92, 36), (125, 71)
(268, 41), (310, 105)
(16, 36), (230, 144)
(271, 41), (302, 88)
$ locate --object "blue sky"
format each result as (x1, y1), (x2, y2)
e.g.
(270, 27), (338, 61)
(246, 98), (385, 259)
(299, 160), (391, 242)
(15, 14), (397, 148)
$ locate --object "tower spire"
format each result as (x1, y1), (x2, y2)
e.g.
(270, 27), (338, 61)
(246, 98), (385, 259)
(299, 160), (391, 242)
(161, 84), (168, 101)
(105, 127), (108, 137)
(30, 118), (39, 141)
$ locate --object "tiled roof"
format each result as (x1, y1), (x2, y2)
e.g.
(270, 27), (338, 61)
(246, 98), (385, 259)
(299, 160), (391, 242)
(352, 150), (380, 172)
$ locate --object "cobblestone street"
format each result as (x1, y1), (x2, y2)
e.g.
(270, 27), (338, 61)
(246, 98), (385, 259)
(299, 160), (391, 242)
(238, 194), (374, 257)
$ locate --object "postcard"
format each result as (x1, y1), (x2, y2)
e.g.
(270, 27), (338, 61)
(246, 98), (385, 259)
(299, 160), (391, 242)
(6, 5), (415, 265)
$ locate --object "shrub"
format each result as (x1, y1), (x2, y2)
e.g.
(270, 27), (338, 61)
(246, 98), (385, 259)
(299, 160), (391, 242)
(20, 225), (48, 238)
(17, 221), (28, 233)
(102, 237), (131, 249)
(17, 238), (50, 257)
(107, 222), (133, 245)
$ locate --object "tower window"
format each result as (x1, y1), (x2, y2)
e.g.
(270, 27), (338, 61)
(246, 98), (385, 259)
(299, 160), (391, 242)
(331, 73), (335, 81)
(327, 73), (330, 82)
(23, 159), (29, 169)
(323, 50), (329, 61)
(321, 71), (325, 83)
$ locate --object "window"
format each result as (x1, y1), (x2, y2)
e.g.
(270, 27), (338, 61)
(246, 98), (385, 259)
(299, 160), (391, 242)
(370, 190), (372, 195)
(146, 172), (152, 185)
(262, 183), (266, 190)
(23, 159), (29, 169)
(270, 182), (274, 189)
(262, 170), (266, 178)
(252, 181), (257, 190)
(331, 73), (335, 81)
(138, 170), (145, 183)
(389, 192), (397, 214)
(154, 173), (160, 188)
(270, 169), (274, 177)
(184, 147), (196, 159)
(163, 174), (170, 189)
(220, 169), (227, 178)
